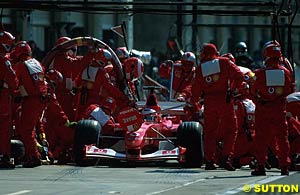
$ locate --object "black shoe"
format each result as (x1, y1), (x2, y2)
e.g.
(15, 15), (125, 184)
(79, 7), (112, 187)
(223, 161), (236, 171)
(251, 164), (266, 176)
(265, 161), (272, 170)
(267, 154), (279, 168)
(249, 158), (257, 169)
(205, 160), (217, 170)
(0, 155), (15, 169)
(56, 152), (66, 165)
(220, 156), (235, 171)
(23, 156), (41, 168)
(281, 167), (289, 176)
(289, 164), (300, 171)
(291, 153), (300, 163)
(232, 158), (242, 169)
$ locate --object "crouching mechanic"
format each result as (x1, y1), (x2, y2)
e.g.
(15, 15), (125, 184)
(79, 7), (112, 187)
(286, 92), (300, 120)
(231, 82), (256, 168)
(286, 92), (300, 170)
(42, 69), (77, 164)
(81, 97), (117, 137)
(286, 115), (300, 171)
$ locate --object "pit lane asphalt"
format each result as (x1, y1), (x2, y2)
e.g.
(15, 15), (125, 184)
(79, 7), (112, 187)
(0, 162), (299, 195)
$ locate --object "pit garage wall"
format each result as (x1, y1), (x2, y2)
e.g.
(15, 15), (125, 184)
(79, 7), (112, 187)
(2, 3), (300, 80)
(186, 14), (300, 90)
(1, 1), (299, 93)
(191, 15), (270, 59)
(24, 10), (49, 50)
(12, 9), (120, 52)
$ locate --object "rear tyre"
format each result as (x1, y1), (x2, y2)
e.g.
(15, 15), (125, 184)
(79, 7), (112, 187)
(73, 119), (101, 166)
(177, 121), (204, 168)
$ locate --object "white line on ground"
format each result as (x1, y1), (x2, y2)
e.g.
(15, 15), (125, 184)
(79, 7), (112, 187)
(1, 190), (32, 195)
(145, 178), (206, 195)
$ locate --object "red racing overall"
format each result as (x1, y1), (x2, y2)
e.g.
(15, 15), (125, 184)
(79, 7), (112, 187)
(0, 55), (19, 161)
(15, 57), (48, 166)
(251, 58), (292, 175)
(190, 44), (244, 170)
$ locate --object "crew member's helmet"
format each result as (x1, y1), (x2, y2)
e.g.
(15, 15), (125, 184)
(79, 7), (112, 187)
(263, 40), (281, 49)
(116, 47), (129, 62)
(0, 31), (15, 53)
(84, 104), (99, 120)
(222, 53), (236, 63)
(235, 42), (248, 56)
(55, 36), (71, 46)
(10, 41), (26, 61)
(46, 69), (64, 83)
(101, 97), (117, 115)
(14, 41), (32, 59)
(94, 48), (112, 66)
(55, 36), (78, 57)
(263, 43), (282, 60)
(123, 57), (144, 81)
(200, 43), (218, 61)
(234, 81), (250, 97)
(181, 51), (196, 72)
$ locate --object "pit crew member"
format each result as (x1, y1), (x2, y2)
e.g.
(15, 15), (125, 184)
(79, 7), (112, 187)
(250, 43), (292, 176)
(0, 31), (19, 168)
(189, 43), (244, 171)
(14, 41), (48, 168)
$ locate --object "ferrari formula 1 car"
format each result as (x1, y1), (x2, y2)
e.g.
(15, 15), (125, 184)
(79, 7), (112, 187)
(73, 105), (204, 167)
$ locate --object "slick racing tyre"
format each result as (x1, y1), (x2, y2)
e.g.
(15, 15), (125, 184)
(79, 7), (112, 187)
(177, 121), (204, 168)
(73, 119), (101, 166)
(11, 139), (25, 164)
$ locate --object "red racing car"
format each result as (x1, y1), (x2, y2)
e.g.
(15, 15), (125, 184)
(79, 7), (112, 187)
(74, 92), (204, 167)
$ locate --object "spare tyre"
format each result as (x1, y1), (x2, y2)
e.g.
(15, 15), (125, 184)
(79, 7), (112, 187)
(177, 121), (204, 168)
(73, 119), (101, 166)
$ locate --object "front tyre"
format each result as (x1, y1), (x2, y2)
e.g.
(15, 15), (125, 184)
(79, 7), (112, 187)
(177, 122), (204, 168)
(73, 119), (101, 166)
(11, 139), (25, 165)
